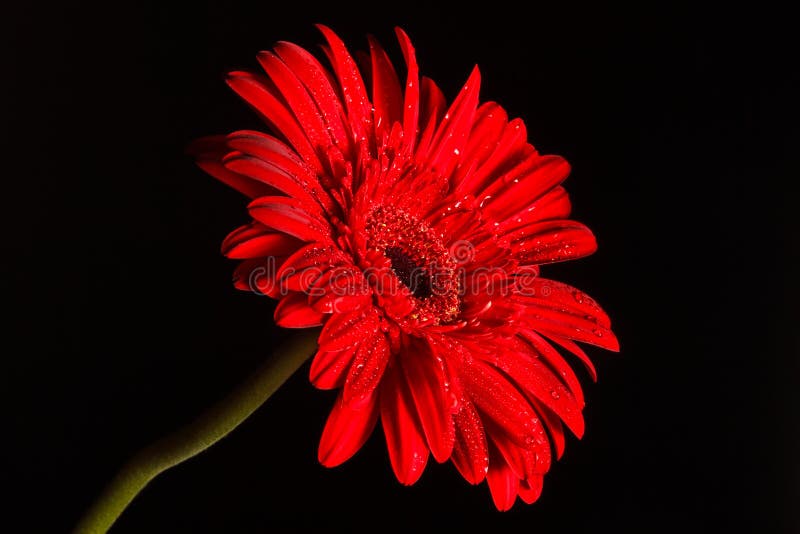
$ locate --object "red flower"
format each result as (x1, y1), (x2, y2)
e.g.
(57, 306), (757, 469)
(191, 26), (618, 510)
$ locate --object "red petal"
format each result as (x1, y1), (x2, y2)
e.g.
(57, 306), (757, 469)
(278, 243), (347, 292)
(380, 364), (430, 485)
(224, 153), (325, 211)
(518, 295), (619, 352)
(232, 258), (281, 296)
(545, 334), (598, 381)
(498, 186), (572, 232)
(413, 77), (445, 160)
(481, 155), (571, 221)
(227, 129), (303, 162)
(309, 267), (372, 314)
(487, 416), (550, 479)
(343, 332), (391, 407)
(224, 131), (335, 214)
(455, 117), (529, 197)
(248, 196), (331, 242)
(508, 219), (598, 265)
(401, 340), (455, 463)
(368, 35), (403, 135)
(310, 347), (357, 390)
(518, 330), (585, 407)
(528, 397), (566, 459)
(375, 288), (416, 319)
(395, 27), (419, 150)
(486, 449), (519, 511)
(273, 41), (352, 155)
(494, 346), (585, 438)
(329, 293), (374, 314)
(226, 71), (322, 172)
(257, 51), (333, 151)
(443, 211), (482, 244)
(419, 76), (445, 134)
(458, 102), (507, 172)
(414, 103), (439, 162)
(519, 475), (544, 504)
(425, 66), (481, 176)
(521, 278), (612, 327)
(316, 25), (373, 146)
(318, 392), (379, 467)
(221, 222), (302, 259)
(451, 399), (489, 484)
(188, 135), (276, 199)
(488, 430), (529, 481)
(462, 359), (540, 448)
(318, 307), (379, 353)
(274, 292), (324, 327)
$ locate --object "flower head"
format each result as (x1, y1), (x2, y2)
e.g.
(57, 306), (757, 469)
(191, 26), (618, 510)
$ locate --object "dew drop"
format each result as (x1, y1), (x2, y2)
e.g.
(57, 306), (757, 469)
(449, 392), (460, 413)
(572, 290), (584, 304)
(593, 328), (604, 337)
(550, 389), (561, 400)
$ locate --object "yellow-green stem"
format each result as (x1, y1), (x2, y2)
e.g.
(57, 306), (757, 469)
(74, 329), (320, 534)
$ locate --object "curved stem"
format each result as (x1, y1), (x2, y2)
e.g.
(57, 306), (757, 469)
(74, 329), (320, 534)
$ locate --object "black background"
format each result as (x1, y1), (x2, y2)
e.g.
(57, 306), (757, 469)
(4, 2), (798, 532)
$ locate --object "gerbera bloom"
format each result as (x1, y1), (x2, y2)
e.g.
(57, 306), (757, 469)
(191, 26), (618, 510)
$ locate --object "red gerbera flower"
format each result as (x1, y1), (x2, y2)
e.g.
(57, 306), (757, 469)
(191, 26), (618, 510)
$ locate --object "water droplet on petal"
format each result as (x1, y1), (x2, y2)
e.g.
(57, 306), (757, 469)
(449, 392), (460, 413)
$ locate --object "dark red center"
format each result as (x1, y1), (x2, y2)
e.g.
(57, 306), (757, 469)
(365, 205), (460, 325)
(385, 246), (433, 300)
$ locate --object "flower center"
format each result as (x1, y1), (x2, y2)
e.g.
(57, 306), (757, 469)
(384, 246), (432, 300)
(365, 206), (460, 325)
